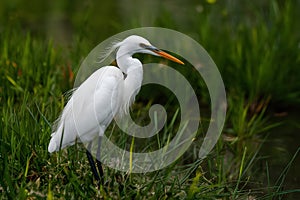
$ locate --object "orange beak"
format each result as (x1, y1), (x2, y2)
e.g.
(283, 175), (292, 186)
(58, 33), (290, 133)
(141, 43), (185, 65)
(155, 50), (184, 65)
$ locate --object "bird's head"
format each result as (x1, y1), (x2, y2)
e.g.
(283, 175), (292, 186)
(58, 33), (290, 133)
(118, 35), (184, 65)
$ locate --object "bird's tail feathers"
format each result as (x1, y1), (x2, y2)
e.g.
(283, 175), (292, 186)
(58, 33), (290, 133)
(48, 122), (65, 153)
(48, 135), (58, 153)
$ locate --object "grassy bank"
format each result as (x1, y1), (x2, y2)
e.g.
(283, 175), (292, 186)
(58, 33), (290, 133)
(1, 0), (299, 199)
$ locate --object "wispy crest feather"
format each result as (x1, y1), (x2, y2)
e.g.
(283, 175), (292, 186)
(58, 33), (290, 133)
(97, 39), (123, 63)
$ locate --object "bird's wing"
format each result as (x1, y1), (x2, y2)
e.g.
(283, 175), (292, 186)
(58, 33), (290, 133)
(48, 66), (124, 152)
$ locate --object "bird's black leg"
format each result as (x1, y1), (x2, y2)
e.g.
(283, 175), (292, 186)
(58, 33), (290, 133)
(96, 136), (104, 184)
(86, 142), (100, 185)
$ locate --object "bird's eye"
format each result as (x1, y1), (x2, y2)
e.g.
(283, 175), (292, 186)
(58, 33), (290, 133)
(139, 43), (159, 52)
(139, 43), (148, 49)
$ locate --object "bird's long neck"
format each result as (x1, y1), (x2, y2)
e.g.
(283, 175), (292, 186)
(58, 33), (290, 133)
(117, 51), (143, 114)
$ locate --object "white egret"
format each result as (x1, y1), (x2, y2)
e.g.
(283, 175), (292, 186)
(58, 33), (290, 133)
(48, 35), (184, 184)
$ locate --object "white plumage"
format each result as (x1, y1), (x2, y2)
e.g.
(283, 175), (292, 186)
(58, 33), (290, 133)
(48, 35), (184, 153)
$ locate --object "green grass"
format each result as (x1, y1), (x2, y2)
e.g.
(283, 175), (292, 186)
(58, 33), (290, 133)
(1, 0), (300, 199)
